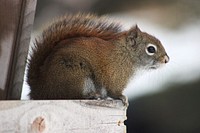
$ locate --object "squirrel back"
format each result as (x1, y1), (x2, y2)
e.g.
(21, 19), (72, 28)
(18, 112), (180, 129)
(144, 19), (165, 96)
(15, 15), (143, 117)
(27, 13), (169, 103)
(27, 14), (124, 87)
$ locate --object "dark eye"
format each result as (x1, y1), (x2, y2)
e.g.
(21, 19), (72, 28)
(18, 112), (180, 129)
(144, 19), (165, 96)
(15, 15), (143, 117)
(146, 44), (157, 56)
(147, 46), (156, 53)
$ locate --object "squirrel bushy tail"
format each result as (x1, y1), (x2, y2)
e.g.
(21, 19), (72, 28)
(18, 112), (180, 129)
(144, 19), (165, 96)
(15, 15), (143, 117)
(27, 13), (124, 88)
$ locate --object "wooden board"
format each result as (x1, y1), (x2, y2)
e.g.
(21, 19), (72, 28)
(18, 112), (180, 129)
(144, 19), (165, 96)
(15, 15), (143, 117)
(0, 0), (36, 99)
(0, 100), (127, 133)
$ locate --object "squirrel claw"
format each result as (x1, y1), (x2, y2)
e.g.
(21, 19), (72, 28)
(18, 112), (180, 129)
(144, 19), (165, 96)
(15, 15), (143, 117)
(119, 95), (129, 107)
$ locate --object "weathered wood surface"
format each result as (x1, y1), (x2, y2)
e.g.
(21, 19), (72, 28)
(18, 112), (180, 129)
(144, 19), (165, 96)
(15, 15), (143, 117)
(0, 0), (36, 99)
(0, 100), (127, 133)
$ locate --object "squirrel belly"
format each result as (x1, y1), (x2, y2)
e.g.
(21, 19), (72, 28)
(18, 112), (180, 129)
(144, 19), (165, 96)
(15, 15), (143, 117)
(27, 13), (169, 103)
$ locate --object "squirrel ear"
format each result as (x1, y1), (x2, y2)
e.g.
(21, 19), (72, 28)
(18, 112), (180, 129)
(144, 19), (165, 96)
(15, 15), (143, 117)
(126, 25), (141, 45)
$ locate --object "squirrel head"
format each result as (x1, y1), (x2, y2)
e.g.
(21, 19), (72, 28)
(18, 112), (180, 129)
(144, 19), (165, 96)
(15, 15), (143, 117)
(125, 25), (169, 70)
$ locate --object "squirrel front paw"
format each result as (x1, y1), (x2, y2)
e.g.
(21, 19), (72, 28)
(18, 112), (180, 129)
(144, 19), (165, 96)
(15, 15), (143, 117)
(119, 95), (129, 107)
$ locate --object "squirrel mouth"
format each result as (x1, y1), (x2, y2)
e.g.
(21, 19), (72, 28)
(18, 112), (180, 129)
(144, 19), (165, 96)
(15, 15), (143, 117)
(148, 61), (159, 69)
(148, 60), (164, 69)
(149, 66), (157, 69)
(149, 62), (164, 69)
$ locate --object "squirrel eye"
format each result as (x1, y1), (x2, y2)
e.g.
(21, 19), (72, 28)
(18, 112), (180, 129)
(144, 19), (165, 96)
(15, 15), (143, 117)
(146, 44), (157, 56)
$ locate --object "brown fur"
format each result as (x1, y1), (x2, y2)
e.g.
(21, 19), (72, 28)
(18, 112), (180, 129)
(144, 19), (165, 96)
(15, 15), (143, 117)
(27, 13), (169, 102)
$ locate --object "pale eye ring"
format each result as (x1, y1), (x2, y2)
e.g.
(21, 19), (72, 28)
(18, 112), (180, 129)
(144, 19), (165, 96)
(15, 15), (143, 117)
(146, 44), (157, 56)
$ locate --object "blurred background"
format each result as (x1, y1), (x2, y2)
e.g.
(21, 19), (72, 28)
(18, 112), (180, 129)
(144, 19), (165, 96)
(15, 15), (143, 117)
(22, 0), (200, 132)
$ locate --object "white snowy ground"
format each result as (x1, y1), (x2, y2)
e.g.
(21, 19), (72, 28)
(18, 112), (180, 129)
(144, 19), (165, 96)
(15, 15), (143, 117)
(21, 15), (200, 100)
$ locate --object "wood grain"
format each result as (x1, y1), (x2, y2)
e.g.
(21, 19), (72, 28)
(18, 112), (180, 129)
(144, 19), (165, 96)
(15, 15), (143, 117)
(0, 100), (127, 133)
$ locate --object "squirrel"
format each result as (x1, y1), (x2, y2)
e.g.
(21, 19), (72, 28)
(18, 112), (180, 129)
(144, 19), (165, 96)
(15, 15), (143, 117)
(27, 13), (169, 106)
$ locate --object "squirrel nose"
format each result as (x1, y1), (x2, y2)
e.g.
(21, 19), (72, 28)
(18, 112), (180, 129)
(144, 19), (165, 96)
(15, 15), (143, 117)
(164, 55), (169, 64)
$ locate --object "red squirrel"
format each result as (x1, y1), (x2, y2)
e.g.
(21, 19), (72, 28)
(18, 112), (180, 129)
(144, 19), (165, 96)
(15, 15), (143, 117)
(27, 14), (169, 105)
